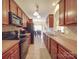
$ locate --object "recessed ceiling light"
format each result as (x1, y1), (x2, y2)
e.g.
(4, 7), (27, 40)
(52, 3), (56, 6)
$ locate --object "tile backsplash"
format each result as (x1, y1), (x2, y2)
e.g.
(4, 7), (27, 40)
(63, 25), (77, 40)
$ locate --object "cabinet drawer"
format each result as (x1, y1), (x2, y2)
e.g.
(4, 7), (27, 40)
(10, 0), (18, 15)
(58, 45), (76, 59)
(58, 53), (66, 59)
(58, 45), (69, 55)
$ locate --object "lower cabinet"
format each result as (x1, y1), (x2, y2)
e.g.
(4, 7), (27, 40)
(58, 45), (76, 59)
(43, 33), (76, 59)
(27, 35), (31, 47)
(50, 39), (57, 59)
(43, 33), (48, 48)
(11, 49), (20, 59)
(47, 37), (51, 53)
(2, 44), (20, 59)
(3, 51), (11, 59)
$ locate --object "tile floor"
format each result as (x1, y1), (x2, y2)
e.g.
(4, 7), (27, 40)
(25, 35), (51, 59)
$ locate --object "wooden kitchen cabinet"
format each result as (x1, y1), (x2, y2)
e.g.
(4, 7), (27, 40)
(22, 13), (28, 27)
(43, 33), (76, 59)
(59, 0), (65, 26)
(59, 0), (77, 26)
(11, 49), (19, 59)
(2, 43), (20, 59)
(43, 33), (46, 47)
(25, 16), (29, 27)
(18, 7), (22, 18)
(27, 35), (31, 47)
(3, 50), (11, 59)
(58, 45), (76, 59)
(2, 0), (9, 25)
(65, 0), (77, 25)
(47, 14), (54, 27)
(47, 37), (51, 54)
(10, 0), (18, 15)
(29, 19), (33, 23)
(43, 33), (48, 49)
(50, 39), (57, 59)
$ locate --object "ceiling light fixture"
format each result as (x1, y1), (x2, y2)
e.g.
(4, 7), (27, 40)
(52, 3), (56, 6)
(33, 11), (39, 16)
(33, 4), (41, 18)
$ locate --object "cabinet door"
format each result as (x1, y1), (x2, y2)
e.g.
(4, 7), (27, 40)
(45, 36), (48, 48)
(43, 34), (48, 48)
(49, 14), (54, 27)
(10, 0), (18, 15)
(11, 49), (19, 59)
(10, 44), (20, 59)
(27, 35), (31, 47)
(58, 52), (66, 59)
(58, 45), (76, 59)
(17, 7), (22, 18)
(51, 39), (57, 59)
(2, 52), (11, 59)
(44, 34), (48, 49)
(65, 0), (77, 25)
(47, 37), (51, 54)
(59, 0), (65, 26)
(22, 13), (27, 27)
(25, 16), (28, 27)
(2, 0), (9, 25)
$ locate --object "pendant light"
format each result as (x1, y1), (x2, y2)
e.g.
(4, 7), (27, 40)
(33, 4), (39, 16)
(33, 1), (41, 18)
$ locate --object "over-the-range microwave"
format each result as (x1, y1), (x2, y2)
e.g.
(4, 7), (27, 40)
(9, 12), (22, 27)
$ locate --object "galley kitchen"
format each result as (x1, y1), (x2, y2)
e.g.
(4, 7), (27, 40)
(2, 0), (77, 59)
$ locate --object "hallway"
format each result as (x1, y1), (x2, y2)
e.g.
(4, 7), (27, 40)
(26, 35), (51, 59)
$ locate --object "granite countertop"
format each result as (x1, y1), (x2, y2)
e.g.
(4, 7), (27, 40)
(2, 40), (20, 54)
(44, 32), (77, 55)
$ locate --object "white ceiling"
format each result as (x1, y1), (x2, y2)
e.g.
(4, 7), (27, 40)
(14, 0), (60, 20)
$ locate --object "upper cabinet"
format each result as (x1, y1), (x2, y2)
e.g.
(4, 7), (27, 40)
(59, 0), (65, 26)
(29, 19), (33, 24)
(65, 0), (77, 25)
(59, 0), (77, 26)
(2, 0), (29, 26)
(22, 13), (28, 27)
(47, 14), (54, 28)
(17, 7), (22, 18)
(10, 0), (18, 15)
(2, 0), (9, 25)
